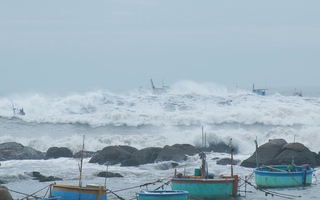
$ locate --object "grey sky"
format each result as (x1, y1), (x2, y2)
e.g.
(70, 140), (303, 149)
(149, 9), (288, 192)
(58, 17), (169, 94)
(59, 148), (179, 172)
(1, 0), (319, 94)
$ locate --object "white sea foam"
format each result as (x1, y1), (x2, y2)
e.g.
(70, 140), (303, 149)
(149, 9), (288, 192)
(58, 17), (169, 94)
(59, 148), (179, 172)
(1, 81), (320, 155)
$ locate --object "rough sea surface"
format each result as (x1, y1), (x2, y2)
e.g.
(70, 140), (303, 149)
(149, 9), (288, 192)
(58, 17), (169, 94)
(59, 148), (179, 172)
(1, 82), (319, 199)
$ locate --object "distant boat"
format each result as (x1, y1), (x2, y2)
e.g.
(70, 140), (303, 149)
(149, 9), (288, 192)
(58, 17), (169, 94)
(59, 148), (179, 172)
(293, 89), (302, 97)
(11, 100), (25, 115)
(150, 79), (169, 94)
(171, 139), (239, 199)
(136, 190), (189, 200)
(48, 136), (107, 200)
(254, 164), (313, 188)
(252, 84), (268, 96)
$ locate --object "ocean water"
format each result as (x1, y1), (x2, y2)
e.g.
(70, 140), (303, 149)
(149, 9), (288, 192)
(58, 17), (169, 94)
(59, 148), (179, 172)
(0, 81), (319, 200)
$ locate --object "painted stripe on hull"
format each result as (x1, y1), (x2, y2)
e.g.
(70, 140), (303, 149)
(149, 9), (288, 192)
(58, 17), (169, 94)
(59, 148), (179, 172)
(51, 184), (107, 200)
(137, 190), (189, 200)
(254, 166), (314, 188)
(171, 178), (237, 199)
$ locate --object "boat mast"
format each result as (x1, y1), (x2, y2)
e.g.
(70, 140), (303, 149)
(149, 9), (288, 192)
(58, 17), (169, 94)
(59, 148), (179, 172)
(150, 79), (156, 89)
(78, 135), (85, 187)
(230, 138), (234, 178)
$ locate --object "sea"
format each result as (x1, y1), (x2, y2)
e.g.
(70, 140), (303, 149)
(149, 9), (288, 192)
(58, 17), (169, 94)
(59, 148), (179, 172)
(0, 81), (319, 200)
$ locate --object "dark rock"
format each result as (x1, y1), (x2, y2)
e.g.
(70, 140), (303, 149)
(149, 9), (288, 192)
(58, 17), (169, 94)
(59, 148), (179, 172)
(0, 142), (45, 160)
(89, 146), (133, 165)
(118, 145), (138, 154)
(155, 144), (200, 162)
(132, 147), (162, 165)
(241, 139), (319, 168)
(216, 158), (241, 166)
(74, 150), (97, 158)
(96, 171), (123, 178)
(45, 147), (73, 159)
(315, 152), (320, 166)
(31, 171), (62, 182)
(240, 139), (287, 168)
(271, 143), (317, 167)
(120, 158), (140, 167)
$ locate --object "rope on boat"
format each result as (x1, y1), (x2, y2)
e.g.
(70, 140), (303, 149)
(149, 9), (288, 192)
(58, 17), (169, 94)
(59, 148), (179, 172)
(265, 166), (305, 187)
(154, 180), (171, 190)
(8, 184), (52, 199)
(313, 173), (320, 184)
(239, 177), (302, 199)
(107, 189), (125, 200)
(107, 177), (171, 200)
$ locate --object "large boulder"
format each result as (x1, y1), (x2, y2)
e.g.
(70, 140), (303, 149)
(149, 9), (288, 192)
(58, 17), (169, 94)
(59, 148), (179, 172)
(131, 147), (162, 165)
(241, 139), (319, 168)
(0, 142), (45, 160)
(155, 144), (200, 162)
(45, 147), (73, 159)
(96, 171), (123, 178)
(240, 139), (287, 168)
(271, 143), (317, 167)
(73, 150), (98, 158)
(89, 145), (134, 165)
(31, 171), (63, 182)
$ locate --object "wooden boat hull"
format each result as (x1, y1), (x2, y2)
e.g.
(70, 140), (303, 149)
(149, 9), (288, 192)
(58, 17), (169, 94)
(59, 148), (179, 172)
(137, 190), (189, 200)
(51, 184), (107, 200)
(171, 175), (239, 199)
(254, 165), (314, 188)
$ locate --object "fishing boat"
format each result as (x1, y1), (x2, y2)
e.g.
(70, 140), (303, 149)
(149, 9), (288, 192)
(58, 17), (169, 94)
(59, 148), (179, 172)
(254, 164), (314, 188)
(150, 79), (169, 94)
(50, 184), (107, 200)
(48, 136), (107, 200)
(252, 84), (268, 96)
(171, 139), (239, 199)
(11, 100), (25, 115)
(293, 89), (302, 97)
(136, 190), (189, 200)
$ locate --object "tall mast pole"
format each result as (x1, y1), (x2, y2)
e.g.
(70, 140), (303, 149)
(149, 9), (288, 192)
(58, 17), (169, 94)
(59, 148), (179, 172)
(79, 135), (85, 187)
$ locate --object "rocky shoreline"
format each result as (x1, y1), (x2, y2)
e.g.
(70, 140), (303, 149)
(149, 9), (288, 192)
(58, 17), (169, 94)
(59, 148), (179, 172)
(1, 139), (319, 182)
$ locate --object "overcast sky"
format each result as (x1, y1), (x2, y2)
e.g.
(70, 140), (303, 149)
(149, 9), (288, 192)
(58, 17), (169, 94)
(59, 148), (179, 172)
(1, 0), (319, 94)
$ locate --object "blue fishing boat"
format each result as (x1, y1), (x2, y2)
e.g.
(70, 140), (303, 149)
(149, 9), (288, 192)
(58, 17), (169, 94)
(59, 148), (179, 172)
(171, 140), (239, 199)
(49, 136), (107, 200)
(254, 164), (314, 188)
(50, 184), (107, 200)
(252, 84), (268, 96)
(136, 190), (189, 200)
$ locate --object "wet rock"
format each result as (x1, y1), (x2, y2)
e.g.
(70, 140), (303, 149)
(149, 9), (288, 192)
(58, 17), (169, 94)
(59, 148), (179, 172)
(89, 145), (133, 165)
(96, 171), (123, 178)
(45, 147), (73, 159)
(31, 171), (62, 182)
(0, 142), (45, 160)
(120, 158), (140, 167)
(73, 150), (97, 158)
(132, 147), (162, 165)
(216, 158), (241, 166)
(241, 139), (318, 168)
(155, 144), (200, 162)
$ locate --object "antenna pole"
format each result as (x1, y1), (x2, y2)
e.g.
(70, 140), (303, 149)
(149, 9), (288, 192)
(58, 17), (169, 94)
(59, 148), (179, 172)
(78, 135), (85, 187)
(202, 126), (204, 147)
(230, 138), (234, 177)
